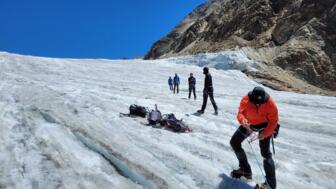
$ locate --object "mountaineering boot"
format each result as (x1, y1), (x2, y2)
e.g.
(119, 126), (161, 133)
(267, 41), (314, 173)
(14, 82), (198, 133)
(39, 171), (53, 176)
(197, 109), (204, 114)
(230, 167), (252, 180)
(255, 183), (270, 189)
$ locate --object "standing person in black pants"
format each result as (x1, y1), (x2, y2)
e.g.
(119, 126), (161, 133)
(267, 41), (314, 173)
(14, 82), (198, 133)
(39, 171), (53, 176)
(188, 73), (196, 100)
(173, 73), (180, 94)
(168, 76), (173, 91)
(197, 67), (218, 115)
(230, 87), (278, 189)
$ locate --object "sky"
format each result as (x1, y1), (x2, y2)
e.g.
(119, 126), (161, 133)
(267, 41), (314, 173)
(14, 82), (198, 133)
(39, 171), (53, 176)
(0, 0), (206, 59)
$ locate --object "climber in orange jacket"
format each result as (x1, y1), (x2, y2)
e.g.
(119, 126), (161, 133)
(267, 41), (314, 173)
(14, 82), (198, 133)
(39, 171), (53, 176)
(230, 86), (279, 189)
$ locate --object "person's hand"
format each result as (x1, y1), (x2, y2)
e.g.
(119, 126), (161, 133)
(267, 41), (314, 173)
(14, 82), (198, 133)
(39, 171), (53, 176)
(242, 119), (252, 133)
(242, 119), (249, 127)
(259, 133), (267, 140)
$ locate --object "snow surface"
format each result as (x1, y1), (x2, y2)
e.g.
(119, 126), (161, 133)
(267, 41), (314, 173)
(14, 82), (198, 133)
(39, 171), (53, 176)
(0, 51), (335, 189)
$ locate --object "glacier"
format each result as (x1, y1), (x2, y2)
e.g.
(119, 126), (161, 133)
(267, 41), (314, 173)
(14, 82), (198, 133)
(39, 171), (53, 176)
(0, 51), (335, 189)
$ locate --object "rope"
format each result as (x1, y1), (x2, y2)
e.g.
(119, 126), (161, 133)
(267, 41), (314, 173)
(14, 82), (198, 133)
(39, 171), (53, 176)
(248, 140), (272, 189)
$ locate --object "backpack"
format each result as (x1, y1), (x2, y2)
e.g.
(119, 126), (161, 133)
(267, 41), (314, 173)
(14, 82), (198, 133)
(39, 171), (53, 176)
(147, 104), (162, 125)
(161, 114), (191, 132)
(129, 104), (147, 117)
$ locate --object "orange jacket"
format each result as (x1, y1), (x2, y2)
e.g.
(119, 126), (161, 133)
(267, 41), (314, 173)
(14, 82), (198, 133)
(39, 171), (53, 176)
(237, 95), (278, 138)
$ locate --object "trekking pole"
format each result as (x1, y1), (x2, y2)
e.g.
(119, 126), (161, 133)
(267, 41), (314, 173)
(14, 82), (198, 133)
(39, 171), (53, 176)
(271, 136), (275, 156)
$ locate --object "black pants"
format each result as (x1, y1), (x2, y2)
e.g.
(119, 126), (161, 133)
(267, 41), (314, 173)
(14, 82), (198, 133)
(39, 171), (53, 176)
(201, 90), (217, 111)
(173, 84), (179, 94)
(188, 86), (196, 99)
(169, 85), (173, 91)
(230, 125), (276, 189)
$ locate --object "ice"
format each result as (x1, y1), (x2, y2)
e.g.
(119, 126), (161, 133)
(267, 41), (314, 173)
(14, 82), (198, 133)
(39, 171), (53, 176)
(0, 51), (335, 189)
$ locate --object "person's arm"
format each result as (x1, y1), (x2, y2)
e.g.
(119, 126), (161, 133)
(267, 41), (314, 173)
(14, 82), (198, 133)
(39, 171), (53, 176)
(209, 74), (214, 88)
(260, 99), (279, 139)
(205, 75), (210, 88)
(237, 96), (252, 133)
(237, 96), (249, 125)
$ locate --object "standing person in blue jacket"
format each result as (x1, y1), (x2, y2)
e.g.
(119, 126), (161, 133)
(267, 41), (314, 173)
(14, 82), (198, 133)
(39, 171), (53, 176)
(173, 73), (180, 94)
(168, 76), (173, 91)
(188, 73), (196, 100)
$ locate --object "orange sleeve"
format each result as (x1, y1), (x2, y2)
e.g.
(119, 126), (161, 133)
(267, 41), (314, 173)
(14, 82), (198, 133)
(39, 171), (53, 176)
(237, 96), (249, 124)
(263, 98), (279, 138)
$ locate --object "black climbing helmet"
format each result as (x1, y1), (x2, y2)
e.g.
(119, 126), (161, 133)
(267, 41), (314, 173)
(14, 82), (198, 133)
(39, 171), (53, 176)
(248, 86), (270, 104)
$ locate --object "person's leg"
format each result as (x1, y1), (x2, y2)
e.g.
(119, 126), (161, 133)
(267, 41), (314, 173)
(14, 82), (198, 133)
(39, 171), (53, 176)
(177, 84), (179, 93)
(188, 86), (192, 99)
(208, 92), (218, 111)
(260, 136), (276, 189)
(201, 91), (208, 111)
(173, 85), (176, 93)
(230, 126), (252, 173)
(192, 86), (196, 99)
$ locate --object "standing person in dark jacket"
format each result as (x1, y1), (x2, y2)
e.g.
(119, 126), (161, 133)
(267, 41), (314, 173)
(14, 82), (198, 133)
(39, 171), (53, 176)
(230, 86), (278, 189)
(168, 76), (173, 91)
(188, 73), (196, 100)
(197, 67), (218, 115)
(173, 73), (180, 94)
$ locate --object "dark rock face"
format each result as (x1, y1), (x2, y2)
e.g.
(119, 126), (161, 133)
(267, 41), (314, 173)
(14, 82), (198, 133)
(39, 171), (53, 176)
(145, 0), (336, 94)
(271, 0), (336, 90)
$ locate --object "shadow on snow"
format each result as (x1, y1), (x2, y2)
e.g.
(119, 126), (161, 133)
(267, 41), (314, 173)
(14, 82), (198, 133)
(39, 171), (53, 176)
(217, 174), (253, 189)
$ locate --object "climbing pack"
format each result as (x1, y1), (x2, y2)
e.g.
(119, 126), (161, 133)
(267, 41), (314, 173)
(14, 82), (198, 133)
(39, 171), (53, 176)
(147, 104), (162, 125)
(160, 114), (192, 132)
(129, 104), (148, 117)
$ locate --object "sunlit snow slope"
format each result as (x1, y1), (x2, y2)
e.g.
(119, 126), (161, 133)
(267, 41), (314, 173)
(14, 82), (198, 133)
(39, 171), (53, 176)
(0, 52), (335, 189)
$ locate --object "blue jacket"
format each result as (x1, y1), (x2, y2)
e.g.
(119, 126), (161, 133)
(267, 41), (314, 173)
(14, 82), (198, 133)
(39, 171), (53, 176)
(168, 77), (173, 85)
(173, 75), (180, 85)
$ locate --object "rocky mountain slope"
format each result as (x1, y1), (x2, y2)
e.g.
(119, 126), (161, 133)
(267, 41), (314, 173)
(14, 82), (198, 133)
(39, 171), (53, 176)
(145, 0), (336, 95)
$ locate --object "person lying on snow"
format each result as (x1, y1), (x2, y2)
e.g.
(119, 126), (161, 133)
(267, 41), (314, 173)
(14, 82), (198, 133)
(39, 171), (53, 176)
(230, 86), (279, 189)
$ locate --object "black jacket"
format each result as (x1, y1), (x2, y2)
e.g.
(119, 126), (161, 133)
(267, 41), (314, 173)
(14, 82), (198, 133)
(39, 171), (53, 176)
(204, 73), (213, 92)
(188, 76), (196, 86)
